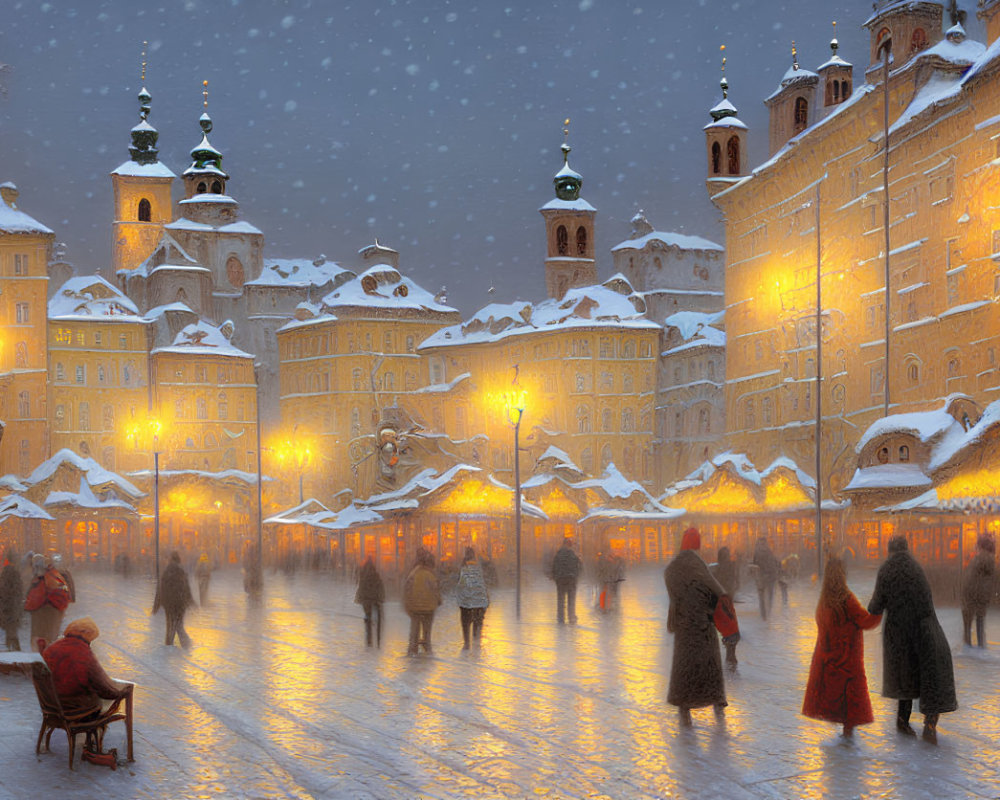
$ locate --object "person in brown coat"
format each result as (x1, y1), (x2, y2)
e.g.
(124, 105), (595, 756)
(962, 533), (996, 648)
(403, 547), (441, 655)
(355, 555), (386, 647)
(152, 551), (195, 648)
(25, 554), (72, 651)
(0, 549), (24, 651)
(664, 528), (731, 726)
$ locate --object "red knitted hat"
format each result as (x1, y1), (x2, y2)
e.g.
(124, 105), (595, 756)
(681, 527), (701, 551)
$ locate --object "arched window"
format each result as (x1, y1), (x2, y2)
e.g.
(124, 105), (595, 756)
(698, 407), (710, 434)
(877, 446), (889, 464)
(793, 98), (809, 132)
(15, 342), (27, 369)
(907, 362), (919, 384)
(576, 404), (591, 434)
(621, 408), (634, 432)
(601, 408), (613, 432)
(211, 180), (223, 194)
(576, 226), (588, 256)
(556, 225), (568, 255)
(910, 28), (927, 54)
(197, 397), (207, 419)
(98, 365), (106, 384)
(137, 198), (152, 222)
(79, 402), (90, 431)
(226, 256), (245, 288)
(18, 391), (30, 418)
(762, 397), (772, 426)
(102, 404), (114, 431)
(899, 445), (910, 463)
(197, 182), (207, 194)
(744, 398), (755, 430)
(600, 444), (613, 469)
(711, 141), (721, 174)
(726, 136), (740, 174)
(841, 80), (850, 100)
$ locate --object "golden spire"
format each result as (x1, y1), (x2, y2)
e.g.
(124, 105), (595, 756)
(202, 79), (209, 110)
(561, 118), (571, 163)
(140, 41), (147, 83)
(792, 40), (799, 70)
(720, 44), (728, 99)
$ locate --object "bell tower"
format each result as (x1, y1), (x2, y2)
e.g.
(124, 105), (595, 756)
(819, 23), (853, 113)
(705, 45), (748, 196)
(111, 43), (175, 276)
(863, 0), (945, 81)
(539, 120), (597, 299)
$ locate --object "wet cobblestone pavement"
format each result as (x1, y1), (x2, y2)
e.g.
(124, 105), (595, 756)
(1, 565), (998, 799)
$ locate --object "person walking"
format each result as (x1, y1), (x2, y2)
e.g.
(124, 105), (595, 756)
(24, 554), (72, 652)
(551, 537), (582, 624)
(153, 551), (195, 648)
(354, 555), (386, 647)
(802, 556), (882, 739)
(664, 527), (735, 727)
(404, 547), (441, 656)
(455, 546), (489, 649)
(0, 548), (24, 651)
(711, 546), (739, 671)
(195, 552), (213, 606)
(868, 535), (957, 744)
(961, 533), (995, 648)
(752, 538), (780, 621)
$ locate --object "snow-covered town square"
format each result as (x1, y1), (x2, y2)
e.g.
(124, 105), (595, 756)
(1, 564), (999, 800)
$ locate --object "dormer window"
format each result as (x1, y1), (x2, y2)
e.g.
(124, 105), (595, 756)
(138, 198), (151, 222)
(899, 445), (910, 462)
(361, 274), (378, 294)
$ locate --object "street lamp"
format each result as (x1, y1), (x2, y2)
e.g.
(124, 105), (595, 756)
(277, 427), (313, 504)
(501, 385), (526, 620)
(127, 417), (162, 578)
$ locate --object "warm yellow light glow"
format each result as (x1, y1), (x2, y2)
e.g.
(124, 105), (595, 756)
(429, 479), (516, 516)
(535, 486), (583, 519)
(124, 414), (163, 449)
(762, 471), (813, 511)
(936, 468), (1000, 501)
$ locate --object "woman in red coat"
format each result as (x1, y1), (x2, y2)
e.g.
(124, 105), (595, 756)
(802, 556), (882, 738)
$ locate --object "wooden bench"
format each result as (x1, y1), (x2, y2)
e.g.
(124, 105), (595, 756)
(30, 660), (133, 769)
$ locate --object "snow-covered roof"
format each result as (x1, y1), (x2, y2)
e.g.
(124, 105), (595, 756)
(110, 160), (176, 179)
(841, 464), (932, 493)
(265, 499), (383, 530)
(0, 494), (53, 522)
(539, 197), (597, 212)
(611, 230), (723, 253)
(855, 399), (960, 453)
(412, 372), (471, 394)
(246, 257), (354, 288)
(421, 281), (657, 349)
(45, 478), (137, 512)
(145, 302), (196, 320)
(765, 64), (819, 102)
(662, 310), (726, 354)
(152, 320), (253, 358)
(662, 452), (817, 499)
(0, 199), (54, 235)
(318, 264), (458, 317)
(48, 275), (145, 322)
(24, 449), (144, 499)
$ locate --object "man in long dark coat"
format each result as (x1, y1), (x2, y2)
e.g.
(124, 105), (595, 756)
(868, 535), (957, 744)
(664, 527), (730, 726)
(153, 551), (195, 648)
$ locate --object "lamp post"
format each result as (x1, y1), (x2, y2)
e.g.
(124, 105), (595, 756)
(502, 386), (526, 620)
(128, 417), (162, 578)
(254, 363), (264, 600)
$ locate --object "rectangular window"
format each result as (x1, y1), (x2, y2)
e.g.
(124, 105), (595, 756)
(75, 365), (85, 384)
(119, 333), (128, 349)
(13, 254), (27, 276)
(95, 331), (103, 346)
(55, 328), (72, 345)
(15, 302), (29, 324)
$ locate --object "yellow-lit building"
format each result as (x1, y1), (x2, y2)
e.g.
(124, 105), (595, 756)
(151, 319), (258, 472)
(47, 275), (152, 473)
(277, 242), (461, 499)
(0, 182), (53, 476)
(708, 0), (1000, 495)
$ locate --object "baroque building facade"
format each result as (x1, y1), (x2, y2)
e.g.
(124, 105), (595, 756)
(709, 0), (1000, 495)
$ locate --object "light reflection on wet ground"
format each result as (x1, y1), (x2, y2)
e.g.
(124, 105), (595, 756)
(0, 564), (999, 799)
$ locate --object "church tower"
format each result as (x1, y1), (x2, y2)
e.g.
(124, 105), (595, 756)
(539, 121), (597, 300)
(818, 23), (853, 113)
(980, 0), (1000, 45)
(863, 0), (945, 81)
(705, 46), (748, 197)
(110, 45), (176, 276)
(764, 43), (819, 156)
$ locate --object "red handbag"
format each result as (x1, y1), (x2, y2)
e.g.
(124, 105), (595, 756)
(713, 595), (739, 639)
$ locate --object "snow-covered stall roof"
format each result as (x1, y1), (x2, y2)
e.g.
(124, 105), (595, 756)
(24, 449), (144, 500)
(48, 275), (146, 323)
(265, 499), (383, 530)
(0, 494), (53, 523)
(421, 280), (657, 350)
